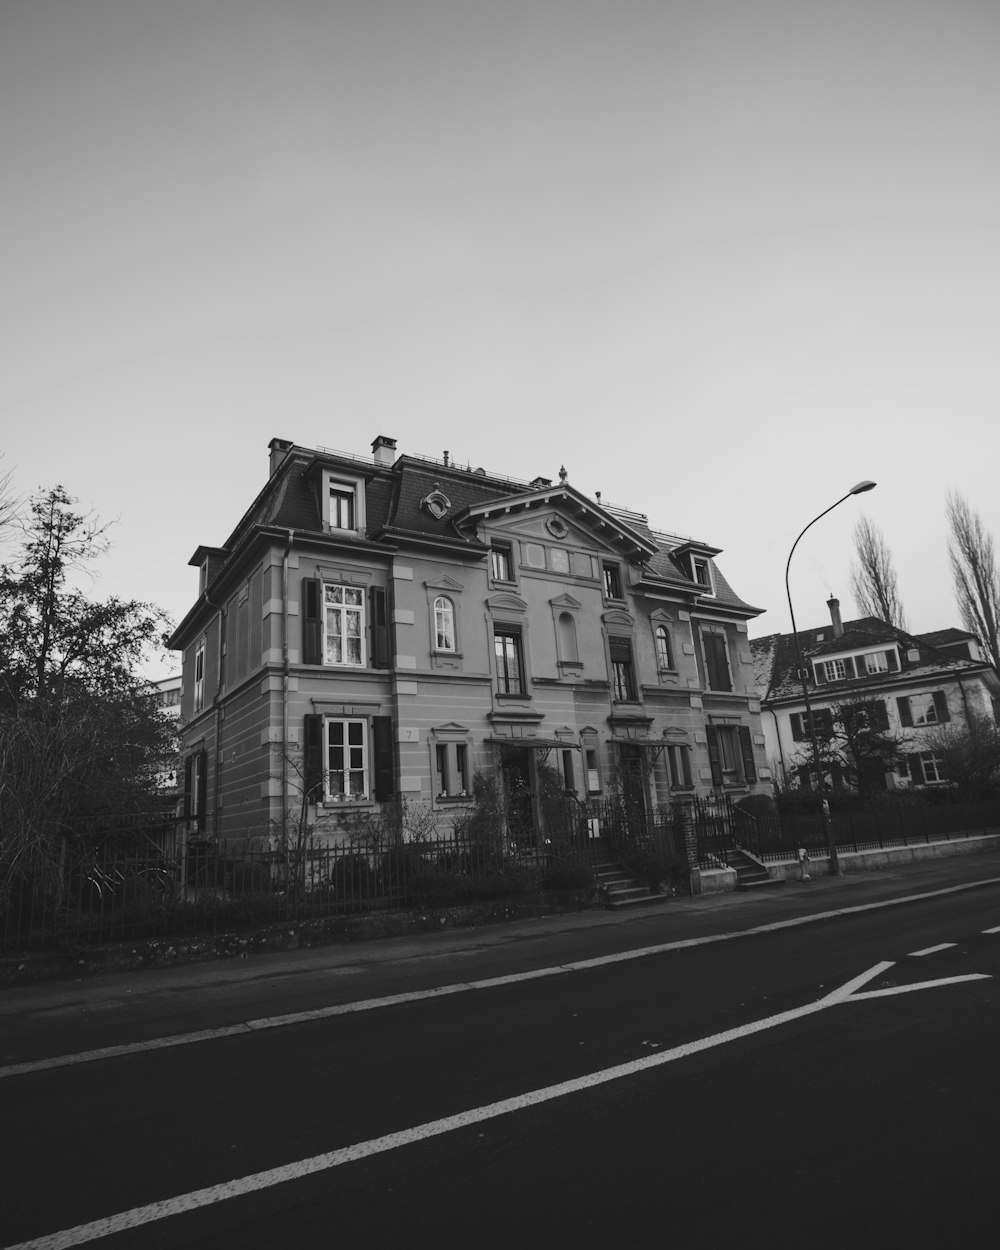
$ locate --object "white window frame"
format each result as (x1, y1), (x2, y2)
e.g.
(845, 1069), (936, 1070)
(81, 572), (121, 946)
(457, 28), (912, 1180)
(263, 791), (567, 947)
(654, 625), (674, 670)
(910, 693), (939, 726)
(823, 659), (847, 682)
(323, 470), (366, 535)
(325, 717), (369, 801)
(490, 543), (514, 583)
(918, 752), (946, 783)
(433, 596), (456, 652)
(691, 556), (715, 595)
(193, 639), (206, 713)
(323, 583), (366, 667)
(864, 651), (889, 674)
(434, 741), (470, 798)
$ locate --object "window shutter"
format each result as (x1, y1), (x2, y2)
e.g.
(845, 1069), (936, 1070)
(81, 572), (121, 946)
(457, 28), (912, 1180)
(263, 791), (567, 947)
(302, 579), (322, 665)
(908, 755), (924, 785)
(896, 696), (913, 727)
(183, 754), (194, 820)
(705, 725), (724, 786)
(373, 715), (395, 800)
(303, 714), (324, 801)
(814, 663), (827, 684)
(871, 701), (889, 731)
(369, 586), (389, 669)
(817, 708), (834, 737)
(738, 726), (757, 783)
(932, 691), (950, 723)
(886, 650), (899, 672)
(790, 713), (803, 742)
(843, 657), (856, 680)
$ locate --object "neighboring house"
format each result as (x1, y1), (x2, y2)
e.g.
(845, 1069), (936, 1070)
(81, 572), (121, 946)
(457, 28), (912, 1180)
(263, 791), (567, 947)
(168, 436), (772, 848)
(151, 673), (182, 793)
(751, 597), (1000, 791)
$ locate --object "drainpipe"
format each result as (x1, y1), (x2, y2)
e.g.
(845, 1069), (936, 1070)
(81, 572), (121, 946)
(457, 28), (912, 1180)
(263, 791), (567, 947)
(282, 530), (295, 846)
(203, 586), (225, 841)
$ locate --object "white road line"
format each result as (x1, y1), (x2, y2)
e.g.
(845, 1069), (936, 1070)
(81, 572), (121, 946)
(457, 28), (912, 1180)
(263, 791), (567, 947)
(2, 961), (911, 1250)
(4, 876), (1000, 1082)
(983, 925), (1000, 934)
(909, 943), (957, 957)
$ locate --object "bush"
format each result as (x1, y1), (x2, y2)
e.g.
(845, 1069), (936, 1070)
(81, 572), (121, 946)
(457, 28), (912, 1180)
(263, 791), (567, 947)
(622, 850), (680, 894)
(539, 862), (595, 892)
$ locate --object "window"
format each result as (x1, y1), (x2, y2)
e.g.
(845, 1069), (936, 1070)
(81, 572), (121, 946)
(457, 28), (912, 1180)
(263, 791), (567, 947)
(915, 752), (947, 784)
(193, 640), (206, 713)
(864, 652), (889, 674)
(691, 557), (714, 593)
(603, 563), (623, 599)
(609, 636), (637, 702)
(184, 750), (205, 832)
(654, 626), (674, 670)
(434, 596), (455, 652)
(326, 719), (368, 799)
(494, 625), (525, 695)
(790, 709), (834, 741)
(490, 544), (513, 582)
(561, 749), (576, 793)
(823, 659), (847, 682)
(706, 724), (757, 787)
(666, 744), (693, 788)
(324, 584), (365, 666)
(898, 691), (950, 727)
(699, 625), (732, 692)
(585, 746), (602, 794)
(435, 742), (469, 797)
(329, 486), (355, 529)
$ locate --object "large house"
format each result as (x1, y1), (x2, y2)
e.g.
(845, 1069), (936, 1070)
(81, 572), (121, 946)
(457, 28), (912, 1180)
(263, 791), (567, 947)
(751, 597), (1000, 791)
(168, 436), (773, 848)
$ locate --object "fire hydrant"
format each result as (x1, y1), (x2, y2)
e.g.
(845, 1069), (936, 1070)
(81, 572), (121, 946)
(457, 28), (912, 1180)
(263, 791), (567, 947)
(798, 847), (811, 881)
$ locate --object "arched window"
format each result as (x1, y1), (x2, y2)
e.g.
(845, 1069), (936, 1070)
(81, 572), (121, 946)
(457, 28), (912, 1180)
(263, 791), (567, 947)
(654, 625), (674, 670)
(434, 596), (455, 652)
(558, 611), (579, 663)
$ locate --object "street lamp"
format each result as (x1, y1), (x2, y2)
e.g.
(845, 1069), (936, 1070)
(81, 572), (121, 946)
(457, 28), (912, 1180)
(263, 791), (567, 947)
(784, 480), (877, 876)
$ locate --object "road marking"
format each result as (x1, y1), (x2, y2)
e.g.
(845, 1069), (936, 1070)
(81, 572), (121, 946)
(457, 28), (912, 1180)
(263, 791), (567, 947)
(909, 942), (957, 957)
(5, 876), (1000, 1081)
(6, 959), (988, 1250)
(983, 925), (1000, 934)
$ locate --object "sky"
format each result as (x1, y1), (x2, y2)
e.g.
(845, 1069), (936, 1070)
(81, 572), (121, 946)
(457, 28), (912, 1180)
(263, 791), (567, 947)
(3, 0), (999, 678)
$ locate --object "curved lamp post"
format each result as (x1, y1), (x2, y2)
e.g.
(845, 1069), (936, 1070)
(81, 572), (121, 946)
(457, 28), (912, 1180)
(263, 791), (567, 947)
(784, 481), (877, 876)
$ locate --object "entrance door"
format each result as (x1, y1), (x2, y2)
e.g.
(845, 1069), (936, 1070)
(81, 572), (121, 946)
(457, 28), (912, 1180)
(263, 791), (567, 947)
(500, 745), (535, 849)
(618, 744), (648, 825)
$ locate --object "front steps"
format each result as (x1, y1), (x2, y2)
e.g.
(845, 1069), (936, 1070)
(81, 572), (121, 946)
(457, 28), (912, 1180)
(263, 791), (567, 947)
(730, 847), (784, 891)
(589, 840), (669, 909)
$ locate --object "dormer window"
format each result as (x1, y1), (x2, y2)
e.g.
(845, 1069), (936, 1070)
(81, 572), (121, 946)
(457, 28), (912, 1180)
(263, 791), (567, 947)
(824, 659), (847, 682)
(323, 470), (366, 534)
(691, 556), (714, 594)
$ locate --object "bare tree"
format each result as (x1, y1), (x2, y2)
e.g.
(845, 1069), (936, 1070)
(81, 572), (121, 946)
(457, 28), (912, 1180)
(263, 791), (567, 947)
(946, 491), (1000, 672)
(849, 514), (907, 629)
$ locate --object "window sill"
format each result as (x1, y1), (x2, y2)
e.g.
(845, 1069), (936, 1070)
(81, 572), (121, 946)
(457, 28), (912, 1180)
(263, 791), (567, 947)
(321, 796), (372, 808)
(435, 794), (472, 804)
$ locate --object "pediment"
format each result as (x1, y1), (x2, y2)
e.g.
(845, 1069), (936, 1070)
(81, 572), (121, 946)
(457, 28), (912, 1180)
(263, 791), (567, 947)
(487, 592), (528, 614)
(603, 608), (635, 629)
(486, 510), (632, 558)
(425, 574), (465, 593)
(431, 722), (469, 734)
(458, 483), (657, 561)
(550, 593), (583, 610)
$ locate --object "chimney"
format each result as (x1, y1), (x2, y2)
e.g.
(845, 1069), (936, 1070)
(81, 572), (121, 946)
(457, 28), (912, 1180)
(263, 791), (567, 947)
(371, 435), (398, 468)
(268, 438), (293, 477)
(827, 596), (844, 638)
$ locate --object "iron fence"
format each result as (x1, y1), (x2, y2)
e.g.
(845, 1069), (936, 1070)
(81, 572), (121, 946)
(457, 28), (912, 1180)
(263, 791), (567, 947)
(689, 794), (1000, 869)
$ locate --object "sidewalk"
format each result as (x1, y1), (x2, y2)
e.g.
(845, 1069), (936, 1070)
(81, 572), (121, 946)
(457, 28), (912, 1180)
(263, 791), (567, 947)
(5, 844), (1000, 1020)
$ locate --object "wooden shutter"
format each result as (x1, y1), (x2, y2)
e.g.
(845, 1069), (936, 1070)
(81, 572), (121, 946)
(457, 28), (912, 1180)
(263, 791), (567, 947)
(790, 713), (804, 742)
(932, 691), (951, 723)
(843, 657), (856, 680)
(302, 579), (322, 665)
(373, 716), (395, 800)
(870, 700), (889, 731)
(369, 586), (389, 669)
(886, 650), (899, 671)
(303, 714), (324, 801)
(814, 662), (827, 684)
(896, 696), (913, 727)
(908, 755), (924, 785)
(705, 725), (724, 786)
(738, 726), (757, 783)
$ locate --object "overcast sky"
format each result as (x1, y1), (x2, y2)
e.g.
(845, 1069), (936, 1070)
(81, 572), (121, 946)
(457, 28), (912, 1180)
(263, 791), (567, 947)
(3, 0), (998, 677)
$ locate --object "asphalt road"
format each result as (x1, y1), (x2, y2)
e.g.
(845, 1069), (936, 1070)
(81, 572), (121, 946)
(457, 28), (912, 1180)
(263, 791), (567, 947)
(4, 853), (1000, 1249)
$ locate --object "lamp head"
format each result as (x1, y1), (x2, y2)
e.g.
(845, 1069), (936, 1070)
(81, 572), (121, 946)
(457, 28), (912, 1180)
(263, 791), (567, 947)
(849, 480), (877, 495)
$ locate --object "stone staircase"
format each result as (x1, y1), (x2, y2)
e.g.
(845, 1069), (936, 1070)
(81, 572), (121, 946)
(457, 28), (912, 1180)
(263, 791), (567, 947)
(730, 847), (784, 891)
(590, 838), (669, 910)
